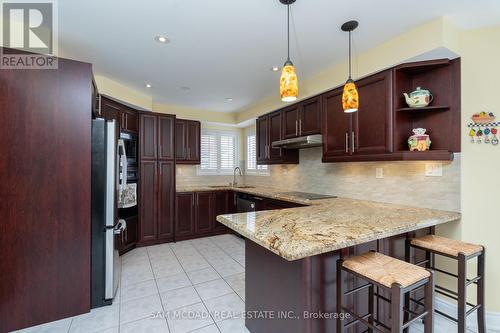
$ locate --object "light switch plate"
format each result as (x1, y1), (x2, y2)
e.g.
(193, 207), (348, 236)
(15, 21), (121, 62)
(376, 168), (384, 179)
(425, 162), (443, 177)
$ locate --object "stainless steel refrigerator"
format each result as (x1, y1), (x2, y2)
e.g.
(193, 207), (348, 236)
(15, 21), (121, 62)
(91, 118), (125, 308)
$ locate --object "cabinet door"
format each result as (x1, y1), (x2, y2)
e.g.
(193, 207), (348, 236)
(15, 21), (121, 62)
(256, 116), (269, 163)
(119, 215), (138, 254)
(352, 70), (393, 155)
(158, 115), (175, 160)
(139, 161), (157, 242)
(187, 121), (201, 163)
(322, 88), (352, 158)
(175, 193), (195, 237)
(158, 161), (175, 240)
(175, 120), (187, 161)
(213, 191), (230, 233)
(282, 105), (300, 139)
(140, 114), (157, 160)
(195, 192), (213, 235)
(123, 110), (139, 133)
(300, 97), (321, 136)
(268, 111), (283, 160)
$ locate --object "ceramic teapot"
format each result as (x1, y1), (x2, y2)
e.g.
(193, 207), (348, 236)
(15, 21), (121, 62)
(403, 87), (433, 108)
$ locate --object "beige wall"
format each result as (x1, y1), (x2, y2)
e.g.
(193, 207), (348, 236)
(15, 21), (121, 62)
(94, 75), (152, 110)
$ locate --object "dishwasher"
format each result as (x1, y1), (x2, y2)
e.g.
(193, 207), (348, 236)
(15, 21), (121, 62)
(236, 193), (256, 213)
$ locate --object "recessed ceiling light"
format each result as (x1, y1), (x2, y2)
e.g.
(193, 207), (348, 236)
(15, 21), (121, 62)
(271, 66), (280, 72)
(145, 83), (152, 88)
(225, 98), (233, 102)
(154, 35), (169, 44)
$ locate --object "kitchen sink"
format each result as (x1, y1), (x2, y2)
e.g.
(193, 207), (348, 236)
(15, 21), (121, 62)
(207, 185), (255, 189)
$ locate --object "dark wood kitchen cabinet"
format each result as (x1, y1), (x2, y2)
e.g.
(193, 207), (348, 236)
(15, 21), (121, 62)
(195, 192), (214, 235)
(158, 161), (175, 240)
(322, 70), (393, 162)
(175, 193), (196, 238)
(139, 113), (176, 246)
(352, 70), (393, 155)
(119, 215), (139, 255)
(0, 52), (93, 332)
(213, 190), (234, 233)
(322, 87), (351, 159)
(256, 111), (298, 165)
(140, 113), (158, 160)
(283, 96), (321, 139)
(139, 160), (158, 242)
(101, 96), (139, 134)
(175, 119), (201, 164)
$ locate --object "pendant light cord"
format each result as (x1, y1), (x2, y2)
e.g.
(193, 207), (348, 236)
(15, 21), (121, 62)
(287, 4), (290, 62)
(348, 30), (352, 80)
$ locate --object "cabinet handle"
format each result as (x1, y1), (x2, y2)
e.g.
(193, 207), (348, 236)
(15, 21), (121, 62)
(299, 119), (302, 135)
(159, 144), (162, 156)
(187, 147), (191, 159)
(352, 131), (355, 153)
(295, 120), (298, 136)
(345, 132), (349, 153)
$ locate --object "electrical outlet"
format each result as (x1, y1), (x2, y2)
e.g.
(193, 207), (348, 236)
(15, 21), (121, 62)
(425, 162), (443, 177)
(376, 168), (384, 179)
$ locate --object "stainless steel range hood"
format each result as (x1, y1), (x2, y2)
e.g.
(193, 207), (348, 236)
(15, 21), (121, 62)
(272, 134), (323, 149)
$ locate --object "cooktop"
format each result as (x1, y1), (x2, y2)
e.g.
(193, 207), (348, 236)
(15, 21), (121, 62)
(277, 191), (336, 201)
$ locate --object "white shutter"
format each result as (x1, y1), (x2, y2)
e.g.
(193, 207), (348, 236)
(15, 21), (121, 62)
(198, 129), (239, 175)
(200, 133), (218, 170)
(220, 135), (236, 170)
(246, 135), (267, 173)
(247, 135), (257, 170)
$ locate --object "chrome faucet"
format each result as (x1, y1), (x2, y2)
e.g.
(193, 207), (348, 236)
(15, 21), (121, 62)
(233, 167), (242, 187)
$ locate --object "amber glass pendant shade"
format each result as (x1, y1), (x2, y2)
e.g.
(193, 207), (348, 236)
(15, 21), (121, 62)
(342, 79), (359, 113)
(280, 61), (298, 102)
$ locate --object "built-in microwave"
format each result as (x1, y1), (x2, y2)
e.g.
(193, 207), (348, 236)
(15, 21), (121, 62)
(119, 132), (138, 168)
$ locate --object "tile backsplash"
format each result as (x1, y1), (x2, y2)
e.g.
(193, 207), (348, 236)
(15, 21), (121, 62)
(176, 148), (460, 212)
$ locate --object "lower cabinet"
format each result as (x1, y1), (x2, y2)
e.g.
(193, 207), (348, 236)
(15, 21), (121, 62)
(175, 190), (236, 241)
(139, 160), (175, 245)
(175, 192), (195, 238)
(118, 215), (138, 255)
(195, 192), (214, 235)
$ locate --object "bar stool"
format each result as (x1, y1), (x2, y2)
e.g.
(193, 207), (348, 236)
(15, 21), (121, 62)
(406, 235), (485, 333)
(337, 251), (435, 333)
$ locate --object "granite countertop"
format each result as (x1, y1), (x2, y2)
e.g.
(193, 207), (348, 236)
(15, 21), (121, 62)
(198, 186), (462, 261)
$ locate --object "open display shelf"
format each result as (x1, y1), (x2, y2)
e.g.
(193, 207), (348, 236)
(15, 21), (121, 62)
(393, 58), (461, 157)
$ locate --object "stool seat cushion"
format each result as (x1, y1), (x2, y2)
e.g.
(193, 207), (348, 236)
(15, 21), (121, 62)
(342, 252), (430, 288)
(411, 235), (483, 257)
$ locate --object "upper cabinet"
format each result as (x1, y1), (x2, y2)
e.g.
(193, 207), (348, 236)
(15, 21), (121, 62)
(392, 58), (461, 160)
(252, 58), (460, 164)
(282, 96), (321, 139)
(175, 119), (201, 164)
(256, 111), (299, 165)
(100, 96), (139, 134)
(323, 70), (393, 162)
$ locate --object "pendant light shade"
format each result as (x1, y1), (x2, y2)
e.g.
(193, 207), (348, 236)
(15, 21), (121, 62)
(279, 0), (298, 102)
(341, 20), (359, 113)
(342, 79), (358, 113)
(280, 60), (298, 102)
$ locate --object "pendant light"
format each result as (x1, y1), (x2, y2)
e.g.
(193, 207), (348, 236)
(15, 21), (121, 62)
(279, 0), (298, 102)
(341, 20), (359, 113)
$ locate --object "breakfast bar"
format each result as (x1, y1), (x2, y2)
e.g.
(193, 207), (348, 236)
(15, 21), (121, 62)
(216, 189), (461, 333)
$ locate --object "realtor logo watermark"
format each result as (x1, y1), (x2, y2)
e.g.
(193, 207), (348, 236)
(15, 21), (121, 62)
(1, 0), (58, 69)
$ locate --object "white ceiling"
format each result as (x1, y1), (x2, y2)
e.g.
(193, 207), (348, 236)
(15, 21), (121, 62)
(58, 0), (500, 112)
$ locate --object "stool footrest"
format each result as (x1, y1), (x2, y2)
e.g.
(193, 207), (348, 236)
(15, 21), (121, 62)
(344, 283), (372, 296)
(402, 310), (429, 329)
(342, 307), (385, 333)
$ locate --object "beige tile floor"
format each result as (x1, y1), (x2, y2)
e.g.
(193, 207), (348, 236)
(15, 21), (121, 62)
(15, 234), (471, 333)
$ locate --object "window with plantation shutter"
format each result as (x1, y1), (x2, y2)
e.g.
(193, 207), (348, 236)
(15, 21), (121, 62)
(246, 134), (268, 175)
(198, 129), (239, 175)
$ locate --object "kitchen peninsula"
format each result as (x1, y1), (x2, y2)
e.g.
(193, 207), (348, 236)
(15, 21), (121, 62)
(216, 187), (461, 333)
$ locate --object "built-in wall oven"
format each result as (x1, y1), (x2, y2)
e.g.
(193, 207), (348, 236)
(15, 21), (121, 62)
(119, 132), (138, 182)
